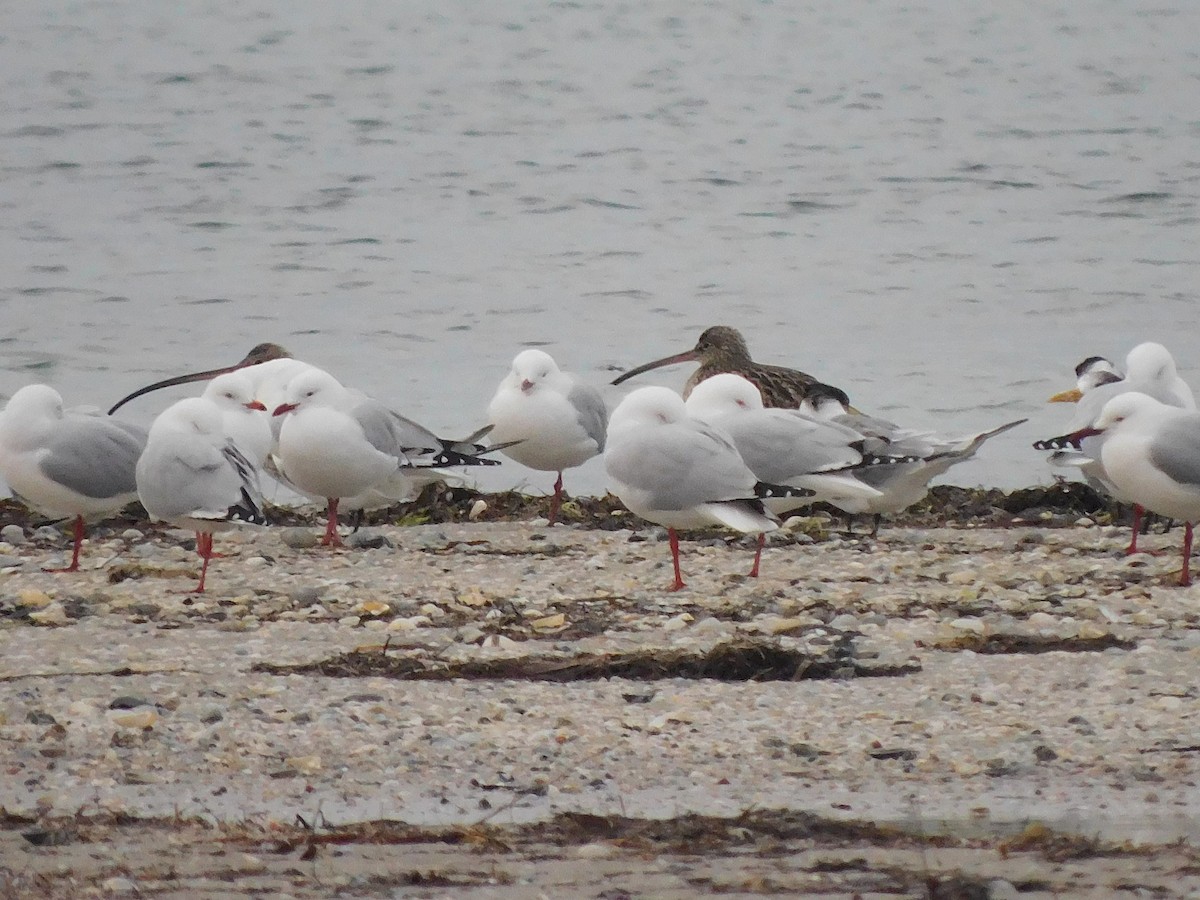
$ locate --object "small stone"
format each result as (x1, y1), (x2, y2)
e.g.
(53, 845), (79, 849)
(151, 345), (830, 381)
(662, 613), (693, 632)
(356, 599), (392, 617)
(468, 499), (488, 521)
(419, 603), (445, 619)
(109, 696), (152, 710)
(386, 615), (431, 631)
(101, 877), (137, 895)
(346, 531), (393, 550)
(829, 613), (859, 631)
(531, 613), (566, 631)
(480, 634), (521, 650)
(17, 590), (53, 609)
(279, 528), (320, 549)
(289, 586), (323, 606)
(0, 554), (24, 569)
(1033, 745), (1058, 762)
(949, 617), (985, 634)
(111, 709), (158, 729)
(1, 524), (26, 545)
(121, 529), (144, 540)
(29, 603), (69, 626)
(284, 755), (322, 774)
(200, 708), (224, 724)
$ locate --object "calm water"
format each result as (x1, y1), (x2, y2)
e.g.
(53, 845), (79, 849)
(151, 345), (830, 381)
(3, 1), (1198, 497)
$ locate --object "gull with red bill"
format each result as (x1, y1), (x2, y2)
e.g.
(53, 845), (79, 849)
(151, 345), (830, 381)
(486, 349), (608, 525)
(1055, 392), (1200, 586)
(272, 368), (506, 548)
(603, 385), (810, 590)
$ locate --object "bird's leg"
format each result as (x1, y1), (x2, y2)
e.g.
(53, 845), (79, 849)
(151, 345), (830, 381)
(748, 532), (765, 578)
(321, 498), (343, 547)
(1179, 522), (1193, 587)
(547, 471), (564, 526)
(1125, 505), (1159, 555)
(43, 516), (85, 573)
(870, 513), (882, 538)
(195, 532), (212, 593)
(667, 528), (686, 592)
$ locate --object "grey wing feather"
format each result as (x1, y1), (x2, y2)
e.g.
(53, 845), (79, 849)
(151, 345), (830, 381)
(40, 416), (147, 500)
(568, 382), (609, 452)
(350, 400), (425, 463)
(724, 411), (860, 483)
(609, 421), (754, 511)
(1149, 416), (1200, 489)
(139, 437), (238, 520)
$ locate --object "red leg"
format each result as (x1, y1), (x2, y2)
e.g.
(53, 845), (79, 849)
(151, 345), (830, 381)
(547, 472), (564, 526)
(748, 532), (765, 578)
(1180, 523), (1193, 587)
(195, 532), (212, 593)
(1125, 505), (1162, 556)
(321, 498), (343, 547)
(667, 528), (686, 592)
(1125, 504), (1143, 555)
(43, 516), (85, 572)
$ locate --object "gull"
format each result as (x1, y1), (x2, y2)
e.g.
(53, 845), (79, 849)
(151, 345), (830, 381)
(200, 371), (272, 466)
(684, 373), (889, 513)
(272, 368), (502, 547)
(135, 397), (266, 592)
(611, 325), (847, 408)
(801, 383), (1027, 534)
(1066, 392), (1200, 586)
(1036, 342), (1195, 553)
(0, 385), (146, 571)
(487, 349), (608, 524)
(604, 386), (808, 590)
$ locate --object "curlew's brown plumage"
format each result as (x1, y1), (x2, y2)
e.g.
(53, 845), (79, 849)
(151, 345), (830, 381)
(611, 325), (847, 409)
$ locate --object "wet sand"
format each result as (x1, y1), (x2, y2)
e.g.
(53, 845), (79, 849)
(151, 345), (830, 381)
(1, 497), (1198, 897)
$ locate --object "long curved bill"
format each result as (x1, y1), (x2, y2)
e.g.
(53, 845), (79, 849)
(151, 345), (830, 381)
(610, 349), (699, 386)
(107, 343), (289, 415)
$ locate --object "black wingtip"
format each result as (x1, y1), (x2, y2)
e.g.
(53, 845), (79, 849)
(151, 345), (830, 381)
(754, 481), (816, 500)
(1033, 434), (1081, 451)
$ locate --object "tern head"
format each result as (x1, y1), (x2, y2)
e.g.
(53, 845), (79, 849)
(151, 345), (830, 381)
(798, 381), (852, 418)
(685, 373), (764, 419)
(509, 348), (561, 394)
(272, 368), (347, 417)
(202, 372), (267, 412)
(1049, 355), (1123, 403)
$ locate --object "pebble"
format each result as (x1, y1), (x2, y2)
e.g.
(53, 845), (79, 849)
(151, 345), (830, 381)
(1, 525), (26, 545)
(279, 529), (321, 550)
(0, 554), (25, 569)
(346, 532), (393, 550)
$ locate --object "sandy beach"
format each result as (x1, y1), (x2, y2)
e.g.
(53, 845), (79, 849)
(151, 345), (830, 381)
(1, 491), (1198, 898)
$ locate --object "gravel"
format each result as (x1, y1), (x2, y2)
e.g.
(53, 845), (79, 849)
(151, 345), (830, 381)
(0, 514), (1197, 895)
